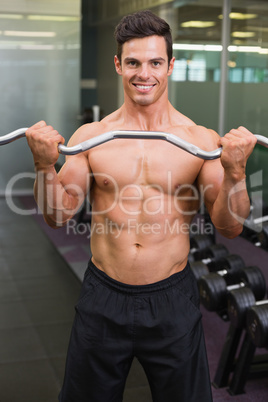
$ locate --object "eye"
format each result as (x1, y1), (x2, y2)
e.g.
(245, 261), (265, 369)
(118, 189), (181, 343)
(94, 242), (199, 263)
(128, 60), (137, 67)
(152, 61), (160, 67)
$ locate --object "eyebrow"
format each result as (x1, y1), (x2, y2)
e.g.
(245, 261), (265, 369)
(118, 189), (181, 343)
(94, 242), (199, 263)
(123, 57), (166, 63)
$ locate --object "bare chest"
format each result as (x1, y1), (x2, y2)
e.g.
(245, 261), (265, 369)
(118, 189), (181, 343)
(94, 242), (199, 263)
(88, 139), (203, 195)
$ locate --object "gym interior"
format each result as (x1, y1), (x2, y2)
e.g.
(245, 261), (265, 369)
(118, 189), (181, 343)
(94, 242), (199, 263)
(0, 0), (268, 401)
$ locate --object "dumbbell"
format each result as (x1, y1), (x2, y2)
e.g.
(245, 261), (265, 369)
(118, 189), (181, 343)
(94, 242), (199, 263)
(188, 234), (214, 262)
(246, 301), (268, 348)
(242, 216), (268, 250)
(242, 197), (267, 229)
(190, 244), (229, 280)
(198, 265), (266, 313)
(255, 222), (268, 250)
(227, 274), (267, 328)
(194, 253), (245, 285)
(240, 195), (268, 249)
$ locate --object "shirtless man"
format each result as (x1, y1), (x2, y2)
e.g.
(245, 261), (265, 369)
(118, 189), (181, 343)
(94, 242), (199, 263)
(26, 10), (256, 402)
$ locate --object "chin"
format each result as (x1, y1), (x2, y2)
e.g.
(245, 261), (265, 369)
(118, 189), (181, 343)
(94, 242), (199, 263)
(135, 97), (154, 106)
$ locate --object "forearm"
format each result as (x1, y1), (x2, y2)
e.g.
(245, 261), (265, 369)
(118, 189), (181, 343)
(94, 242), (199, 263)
(34, 167), (80, 228)
(210, 172), (250, 238)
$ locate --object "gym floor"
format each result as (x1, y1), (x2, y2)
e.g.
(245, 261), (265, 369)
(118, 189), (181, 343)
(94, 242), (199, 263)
(0, 196), (267, 402)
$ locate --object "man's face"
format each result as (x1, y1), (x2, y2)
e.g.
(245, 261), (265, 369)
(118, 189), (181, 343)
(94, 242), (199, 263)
(114, 35), (175, 107)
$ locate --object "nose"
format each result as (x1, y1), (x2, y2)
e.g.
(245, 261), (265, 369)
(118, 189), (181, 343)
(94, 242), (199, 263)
(137, 63), (150, 80)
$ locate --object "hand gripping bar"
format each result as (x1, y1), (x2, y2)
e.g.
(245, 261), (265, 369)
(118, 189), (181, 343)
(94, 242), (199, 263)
(0, 128), (268, 161)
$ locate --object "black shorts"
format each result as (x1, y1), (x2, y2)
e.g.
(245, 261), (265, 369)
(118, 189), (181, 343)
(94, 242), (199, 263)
(59, 260), (212, 402)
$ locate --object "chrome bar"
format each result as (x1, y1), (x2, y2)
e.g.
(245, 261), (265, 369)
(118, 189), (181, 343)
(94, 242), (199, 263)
(1, 128), (268, 161)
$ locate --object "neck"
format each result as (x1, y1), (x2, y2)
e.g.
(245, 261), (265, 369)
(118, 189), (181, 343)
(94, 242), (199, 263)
(122, 98), (173, 131)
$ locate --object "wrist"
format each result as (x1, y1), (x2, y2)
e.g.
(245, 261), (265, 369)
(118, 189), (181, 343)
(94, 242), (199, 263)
(34, 163), (55, 174)
(224, 168), (246, 184)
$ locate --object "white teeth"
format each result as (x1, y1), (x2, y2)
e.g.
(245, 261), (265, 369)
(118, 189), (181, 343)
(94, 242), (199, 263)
(136, 85), (153, 89)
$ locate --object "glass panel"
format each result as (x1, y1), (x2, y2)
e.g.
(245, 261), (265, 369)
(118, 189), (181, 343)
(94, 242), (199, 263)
(168, 0), (268, 206)
(226, 1), (268, 208)
(169, 3), (222, 131)
(0, 8), (81, 193)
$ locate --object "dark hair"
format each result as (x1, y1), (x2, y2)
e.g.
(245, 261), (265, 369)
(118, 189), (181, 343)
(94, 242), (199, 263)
(114, 10), (173, 65)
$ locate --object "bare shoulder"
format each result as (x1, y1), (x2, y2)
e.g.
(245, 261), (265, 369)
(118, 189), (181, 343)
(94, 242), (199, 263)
(188, 125), (219, 139)
(67, 109), (122, 147)
(170, 106), (196, 127)
(67, 121), (108, 147)
(170, 107), (219, 149)
(185, 125), (220, 151)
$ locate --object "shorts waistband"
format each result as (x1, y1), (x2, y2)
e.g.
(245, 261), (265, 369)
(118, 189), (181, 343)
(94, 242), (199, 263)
(88, 259), (190, 296)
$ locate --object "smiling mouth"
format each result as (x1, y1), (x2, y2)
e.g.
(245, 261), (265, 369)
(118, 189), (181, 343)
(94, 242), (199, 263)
(133, 84), (156, 91)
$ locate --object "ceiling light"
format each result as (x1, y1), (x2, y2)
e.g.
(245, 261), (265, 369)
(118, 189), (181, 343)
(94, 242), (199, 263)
(232, 31), (256, 38)
(204, 45), (222, 51)
(219, 12), (258, 20)
(4, 31), (56, 38)
(20, 44), (55, 50)
(173, 44), (223, 51)
(259, 48), (268, 54)
(227, 60), (236, 68)
(236, 46), (261, 53)
(181, 21), (216, 28)
(228, 45), (261, 53)
(173, 44), (205, 51)
(0, 40), (36, 49)
(173, 44), (266, 54)
(27, 15), (80, 22)
(0, 14), (24, 19)
(231, 12), (257, 20)
(247, 26), (268, 33)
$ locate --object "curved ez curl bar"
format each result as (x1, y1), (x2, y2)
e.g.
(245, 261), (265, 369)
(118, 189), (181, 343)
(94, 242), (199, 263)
(0, 128), (268, 161)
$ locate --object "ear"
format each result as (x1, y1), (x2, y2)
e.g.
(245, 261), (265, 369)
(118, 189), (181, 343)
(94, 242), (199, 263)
(114, 55), (122, 75)
(167, 57), (176, 76)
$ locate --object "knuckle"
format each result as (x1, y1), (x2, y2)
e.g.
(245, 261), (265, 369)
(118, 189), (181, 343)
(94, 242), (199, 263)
(26, 129), (36, 139)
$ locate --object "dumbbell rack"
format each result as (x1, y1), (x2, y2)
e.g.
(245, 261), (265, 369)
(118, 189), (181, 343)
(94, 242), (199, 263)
(213, 322), (268, 395)
(190, 212), (268, 395)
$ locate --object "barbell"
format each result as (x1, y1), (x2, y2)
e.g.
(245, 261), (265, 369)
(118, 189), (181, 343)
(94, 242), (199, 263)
(0, 127), (268, 160)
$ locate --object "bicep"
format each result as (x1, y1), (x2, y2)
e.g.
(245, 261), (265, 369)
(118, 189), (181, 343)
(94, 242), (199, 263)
(58, 153), (91, 210)
(197, 159), (224, 215)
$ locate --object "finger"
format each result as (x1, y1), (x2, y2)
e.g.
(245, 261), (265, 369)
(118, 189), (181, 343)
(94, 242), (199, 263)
(28, 120), (47, 131)
(237, 126), (254, 135)
(226, 126), (255, 139)
(218, 136), (234, 149)
(35, 129), (64, 143)
(36, 125), (57, 135)
(50, 133), (65, 145)
(27, 125), (58, 139)
(225, 129), (245, 139)
(236, 127), (258, 146)
(219, 132), (257, 151)
(42, 131), (65, 145)
(26, 127), (64, 147)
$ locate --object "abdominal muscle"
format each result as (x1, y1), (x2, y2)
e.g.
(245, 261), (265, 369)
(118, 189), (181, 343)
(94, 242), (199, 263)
(90, 207), (191, 285)
(87, 137), (201, 285)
